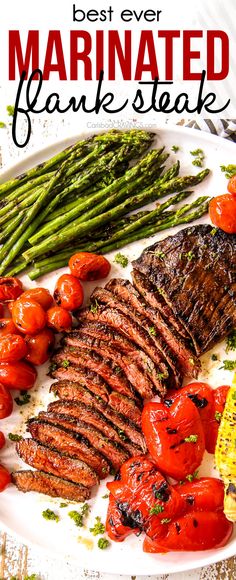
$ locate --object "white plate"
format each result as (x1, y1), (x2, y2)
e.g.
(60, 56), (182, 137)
(0, 126), (236, 575)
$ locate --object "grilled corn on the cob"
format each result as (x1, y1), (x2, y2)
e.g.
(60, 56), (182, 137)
(215, 373), (236, 522)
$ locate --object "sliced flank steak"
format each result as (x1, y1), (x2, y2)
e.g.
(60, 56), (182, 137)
(12, 470), (90, 502)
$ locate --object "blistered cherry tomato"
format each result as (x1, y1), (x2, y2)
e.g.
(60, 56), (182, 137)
(0, 383), (13, 419)
(0, 361), (37, 390)
(69, 252), (111, 281)
(12, 299), (46, 335)
(0, 465), (11, 491)
(0, 335), (28, 362)
(0, 277), (23, 302)
(0, 319), (19, 337)
(227, 175), (236, 196)
(20, 288), (53, 310)
(209, 194), (236, 234)
(54, 274), (84, 311)
(25, 329), (55, 365)
(47, 306), (72, 332)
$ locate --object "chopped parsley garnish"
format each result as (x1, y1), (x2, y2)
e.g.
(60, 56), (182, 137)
(68, 503), (90, 527)
(190, 148), (205, 168)
(184, 434), (198, 443)
(8, 433), (22, 442)
(171, 145), (179, 153)
(59, 502), (68, 508)
(24, 575), (38, 580)
(49, 362), (57, 372)
(220, 164), (236, 179)
(149, 326), (156, 336)
(186, 470), (199, 482)
(220, 360), (236, 371)
(0, 121), (6, 128)
(102, 494), (109, 499)
(117, 428), (127, 441)
(90, 299), (99, 314)
(154, 250), (165, 259)
(114, 253), (128, 268)
(42, 509), (59, 522)
(226, 330), (236, 353)
(7, 105), (15, 116)
(210, 227), (217, 236)
(161, 518), (171, 524)
(97, 537), (110, 549)
(149, 504), (164, 516)
(89, 516), (105, 536)
(211, 354), (218, 361)
(61, 359), (70, 368)
(14, 391), (31, 406)
(215, 411), (222, 423)
(114, 365), (122, 375)
(185, 251), (195, 261)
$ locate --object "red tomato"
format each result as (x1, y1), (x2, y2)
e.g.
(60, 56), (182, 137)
(0, 361), (37, 390)
(0, 335), (28, 362)
(25, 329), (55, 365)
(0, 319), (19, 337)
(0, 277), (23, 302)
(54, 274), (84, 311)
(20, 288), (53, 310)
(106, 494), (136, 542)
(165, 382), (214, 445)
(142, 399), (205, 480)
(143, 511), (233, 552)
(0, 383), (13, 419)
(205, 385), (230, 454)
(227, 175), (236, 196)
(209, 194), (236, 234)
(47, 306), (72, 332)
(0, 304), (3, 317)
(175, 477), (224, 513)
(0, 432), (5, 449)
(69, 252), (111, 281)
(0, 465), (11, 491)
(12, 299), (46, 335)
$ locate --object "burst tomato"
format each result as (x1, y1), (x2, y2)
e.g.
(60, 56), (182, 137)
(0, 361), (37, 390)
(0, 432), (5, 449)
(69, 252), (111, 281)
(20, 288), (53, 310)
(205, 385), (230, 454)
(227, 175), (236, 196)
(0, 277), (23, 302)
(0, 319), (19, 337)
(209, 194), (236, 234)
(142, 399), (205, 480)
(25, 329), (55, 365)
(54, 274), (84, 311)
(47, 306), (72, 332)
(0, 465), (11, 491)
(0, 383), (13, 419)
(12, 299), (46, 335)
(0, 335), (28, 362)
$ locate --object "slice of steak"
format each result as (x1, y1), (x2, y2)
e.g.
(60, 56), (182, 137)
(47, 399), (144, 456)
(106, 278), (199, 378)
(49, 382), (144, 448)
(78, 307), (167, 396)
(27, 419), (110, 479)
(64, 333), (155, 399)
(12, 470), (90, 501)
(132, 269), (189, 339)
(16, 438), (98, 487)
(49, 363), (109, 402)
(52, 348), (138, 402)
(76, 322), (166, 395)
(132, 225), (236, 354)
(50, 375), (141, 427)
(37, 411), (129, 471)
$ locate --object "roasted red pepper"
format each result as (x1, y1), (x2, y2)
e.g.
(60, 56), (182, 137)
(205, 385), (230, 453)
(142, 399), (205, 480)
(165, 382), (214, 444)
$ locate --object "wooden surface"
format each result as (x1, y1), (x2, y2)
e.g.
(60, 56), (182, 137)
(0, 117), (235, 580)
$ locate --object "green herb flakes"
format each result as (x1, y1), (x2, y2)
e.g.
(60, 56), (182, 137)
(114, 253), (128, 268)
(211, 354), (218, 361)
(102, 494), (109, 499)
(220, 164), (236, 179)
(90, 299), (99, 314)
(68, 503), (90, 527)
(186, 470), (199, 482)
(89, 516), (105, 536)
(97, 537), (110, 549)
(42, 509), (59, 522)
(8, 433), (22, 442)
(149, 326), (156, 336)
(215, 411), (222, 423)
(184, 434), (198, 443)
(0, 122), (6, 129)
(7, 105), (15, 116)
(190, 148), (205, 168)
(185, 251), (195, 261)
(161, 518), (171, 524)
(14, 391), (31, 406)
(226, 331), (236, 353)
(220, 360), (236, 371)
(149, 504), (164, 516)
(171, 145), (179, 153)
(61, 359), (70, 368)
(59, 502), (68, 508)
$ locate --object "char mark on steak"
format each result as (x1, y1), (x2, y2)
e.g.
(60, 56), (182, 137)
(132, 225), (236, 354)
(27, 419), (110, 479)
(16, 438), (98, 487)
(12, 470), (90, 501)
(37, 411), (129, 471)
(49, 363), (109, 402)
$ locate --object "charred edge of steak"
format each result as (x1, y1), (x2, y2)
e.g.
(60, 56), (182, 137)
(16, 438), (99, 487)
(12, 469), (90, 501)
